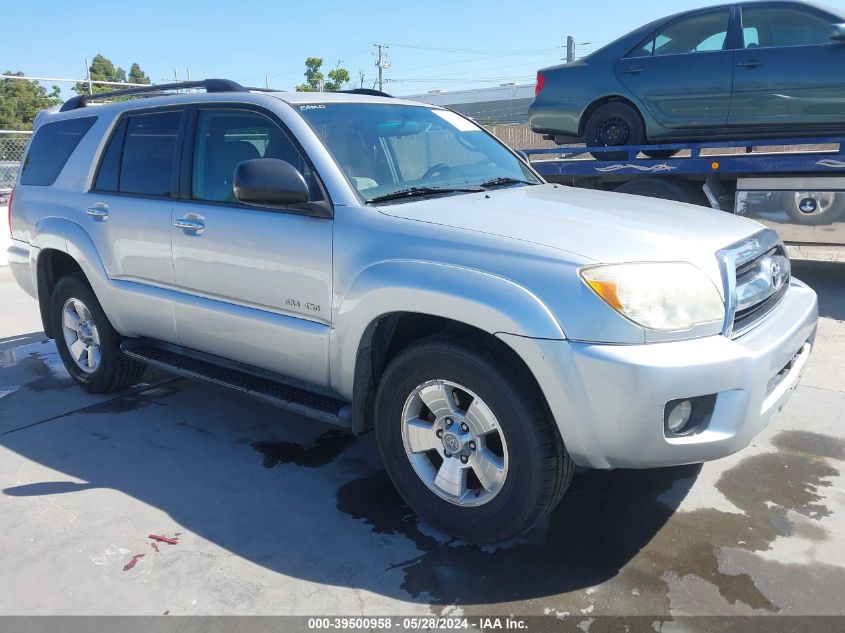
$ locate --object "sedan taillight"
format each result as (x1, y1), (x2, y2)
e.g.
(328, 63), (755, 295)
(535, 72), (545, 96)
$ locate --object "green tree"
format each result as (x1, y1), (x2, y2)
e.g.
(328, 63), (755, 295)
(0, 72), (62, 131)
(295, 57), (350, 92)
(127, 63), (151, 85)
(326, 65), (350, 91)
(73, 55), (150, 95)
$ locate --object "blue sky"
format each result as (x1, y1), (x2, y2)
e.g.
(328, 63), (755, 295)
(5, 0), (844, 98)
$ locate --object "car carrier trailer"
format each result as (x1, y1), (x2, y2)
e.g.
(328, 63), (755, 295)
(523, 136), (845, 249)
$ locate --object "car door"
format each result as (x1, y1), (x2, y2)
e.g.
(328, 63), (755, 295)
(614, 7), (735, 130)
(170, 105), (333, 387)
(729, 2), (845, 127)
(83, 108), (185, 343)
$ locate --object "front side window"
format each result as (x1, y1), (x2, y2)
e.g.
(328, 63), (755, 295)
(297, 103), (539, 202)
(191, 109), (318, 203)
(20, 117), (96, 186)
(741, 6), (839, 48)
(632, 9), (731, 57)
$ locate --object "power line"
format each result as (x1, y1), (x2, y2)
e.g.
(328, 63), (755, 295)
(388, 43), (564, 55)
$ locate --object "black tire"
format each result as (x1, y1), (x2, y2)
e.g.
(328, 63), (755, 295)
(777, 191), (845, 226)
(51, 274), (145, 394)
(615, 177), (706, 206)
(642, 149), (679, 159)
(584, 102), (645, 161)
(374, 333), (573, 543)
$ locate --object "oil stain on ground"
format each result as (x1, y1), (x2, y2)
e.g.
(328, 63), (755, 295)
(252, 430), (357, 468)
(336, 430), (842, 616)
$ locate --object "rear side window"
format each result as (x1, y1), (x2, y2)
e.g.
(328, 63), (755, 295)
(741, 7), (837, 48)
(20, 117), (96, 186)
(95, 110), (182, 197)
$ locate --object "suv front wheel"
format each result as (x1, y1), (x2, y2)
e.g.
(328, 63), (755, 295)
(51, 274), (146, 393)
(374, 334), (573, 543)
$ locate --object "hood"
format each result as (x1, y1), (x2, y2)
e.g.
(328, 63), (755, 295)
(376, 183), (763, 267)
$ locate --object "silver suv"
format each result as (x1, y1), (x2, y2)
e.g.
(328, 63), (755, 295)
(7, 79), (818, 542)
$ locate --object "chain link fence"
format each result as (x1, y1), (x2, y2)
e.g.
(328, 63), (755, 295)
(0, 131), (31, 190)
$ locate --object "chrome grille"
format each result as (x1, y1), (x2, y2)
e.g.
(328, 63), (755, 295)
(717, 230), (790, 338)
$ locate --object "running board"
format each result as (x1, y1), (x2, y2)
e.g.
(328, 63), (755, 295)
(121, 339), (351, 427)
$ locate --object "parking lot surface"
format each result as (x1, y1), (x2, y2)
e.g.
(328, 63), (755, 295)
(0, 262), (843, 617)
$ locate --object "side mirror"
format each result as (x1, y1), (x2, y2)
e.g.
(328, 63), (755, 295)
(233, 158), (309, 208)
(832, 23), (845, 42)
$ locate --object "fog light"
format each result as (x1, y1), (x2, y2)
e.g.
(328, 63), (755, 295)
(665, 399), (693, 434)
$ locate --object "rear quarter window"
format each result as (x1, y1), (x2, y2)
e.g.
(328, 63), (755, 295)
(19, 117), (96, 186)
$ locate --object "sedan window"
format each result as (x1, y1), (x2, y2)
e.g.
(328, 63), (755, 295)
(741, 6), (837, 48)
(631, 9), (731, 57)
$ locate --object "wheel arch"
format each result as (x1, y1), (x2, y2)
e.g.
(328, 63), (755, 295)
(348, 312), (557, 436)
(334, 261), (566, 434)
(579, 94), (648, 138)
(33, 221), (116, 339)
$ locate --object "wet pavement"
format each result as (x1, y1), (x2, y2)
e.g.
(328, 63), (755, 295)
(0, 261), (843, 617)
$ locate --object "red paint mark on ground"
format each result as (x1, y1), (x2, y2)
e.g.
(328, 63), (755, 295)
(148, 534), (179, 545)
(151, 542), (160, 553)
(122, 554), (145, 571)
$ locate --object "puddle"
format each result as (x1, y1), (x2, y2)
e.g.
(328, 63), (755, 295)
(336, 431), (841, 615)
(252, 429), (357, 468)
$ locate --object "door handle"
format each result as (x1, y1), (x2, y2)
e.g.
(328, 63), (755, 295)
(85, 205), (109, 219)
(737, 59), (762, 68)
(173, 218), (205, 231)
(622, 66), (643, 75)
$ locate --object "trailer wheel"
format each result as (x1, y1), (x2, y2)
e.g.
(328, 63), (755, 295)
(615, 178), (705, 206)
(777, 191), (845, 226)
(584, 102), (645, 161)
(643, 149), (679, 159)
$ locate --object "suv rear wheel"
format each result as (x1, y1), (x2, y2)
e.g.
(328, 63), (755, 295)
(374, 334), (573, 543)
(51, 275), (146, 393)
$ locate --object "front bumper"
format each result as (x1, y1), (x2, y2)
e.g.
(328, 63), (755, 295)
(499, 279), (818, 469)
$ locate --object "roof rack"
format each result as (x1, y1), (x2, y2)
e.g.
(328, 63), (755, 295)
(335, 88), (393, 98)
(59, 78), (248, 112)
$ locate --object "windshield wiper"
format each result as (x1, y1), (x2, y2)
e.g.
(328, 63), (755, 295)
(478, 177), (536, 189)
(368, 186), (484, 204)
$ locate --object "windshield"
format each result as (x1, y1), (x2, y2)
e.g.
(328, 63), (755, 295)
(297, 103), (540, 202)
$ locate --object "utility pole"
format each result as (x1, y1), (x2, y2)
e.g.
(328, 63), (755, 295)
(84, 59), (92, 95)
(566, 36), (576, 63)
(374, 43), (389, 92)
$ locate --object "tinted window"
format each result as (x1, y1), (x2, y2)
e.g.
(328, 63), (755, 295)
(119, 111), (182, 196)
(20, 117), (96, 186)
(633, 10), (730, 57)
(192, 109), (318, 203)
(93, 118), (127, 192)
(742, 7), (836, 48)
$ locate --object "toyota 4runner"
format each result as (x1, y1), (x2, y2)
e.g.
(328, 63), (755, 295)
(6, 79), (818, 542)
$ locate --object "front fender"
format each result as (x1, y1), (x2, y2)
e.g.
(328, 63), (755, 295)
(330, 260), (565, 398)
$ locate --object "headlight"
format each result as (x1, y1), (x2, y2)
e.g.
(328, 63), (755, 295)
(580, 262), (724, 332)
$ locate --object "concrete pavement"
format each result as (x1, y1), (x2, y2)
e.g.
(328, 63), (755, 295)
(0, 262), (843, 617)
